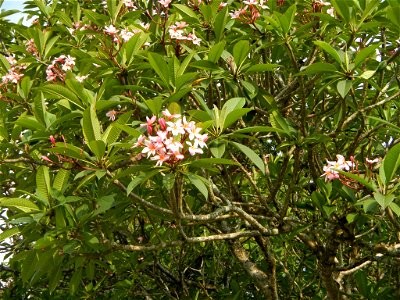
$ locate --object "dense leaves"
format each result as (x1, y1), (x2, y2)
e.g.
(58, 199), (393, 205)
(1, 0), (400, 298)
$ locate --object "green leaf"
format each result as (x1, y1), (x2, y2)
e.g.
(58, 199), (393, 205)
(231, 142), (265, 175)
(15, 114), (46, 132)
(233, 40), (250, 69)
(314, 41), (343, 65)
(389, 202), (400, 217)
(191, 60), (220, 71)
(214, 6), (228, 42)
(93, 195), (115, 216)
(102, 111), (131, 145)
(386, 5), (400, 28)
(47, 142), (89, 161)
(208, 41), (226, 63)
(210, 140), (226, 158)
(354, 270), (370, 297)
(359, 70), (375, 79)
(53, 167), (71, 193)
(233, 126), (287, 135)
(354, 44), (380, 68)
(162, 173), (175, 192)
(337, 170), (377, 192)
(331, 0), (351, 23)
(0, 227), (20, 242)
(367, 116), (400, 134)
(126, 170), (161, 195)
(69, 269), (82, 295)
(41, 84), (84, 110)
(148, 52), (170, 87)
(189, 158), (239, 168)
(36, 166), (50, 206)
(224, 108), (253, 130)
(380, 142), (400, 186)
(88, 140), (106, 159)
(337, 80), (352, 98)
(173, 4), (199, 20)
(0, 198), (40, 212)
(300, 62), (338, 74)
(186, 173), (209, 200)
(82, 105), (102, 145)
(245, 64), (281, 73)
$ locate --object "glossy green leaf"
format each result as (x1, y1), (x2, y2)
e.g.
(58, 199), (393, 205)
(231, 142), (265, 175)
(233, 40), (250, 69)
(314, 41), (343, 65)
(210, 140), (226, 158)
(186, 173), (209, 200)
(208, 41), (226, 63)
(354, 44), (380, 68)
(148, 52), (170, 87)
(337, 80), (352, 98)
(380, 142), (400, 186)
(245, 64), (281, 73)
(0, 198), (40, 212)
(0, 227), (20, 242)
(301, 62), (338, 74)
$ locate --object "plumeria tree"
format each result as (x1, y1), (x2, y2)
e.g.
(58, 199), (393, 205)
(0, 0), (400, 298)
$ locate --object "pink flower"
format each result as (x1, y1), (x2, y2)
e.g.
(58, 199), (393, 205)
(327, 7), (335, 17)
(49, 135), (56, 145)
(141, 115), (157, 134)
(106, 110), (117, 121)
(133, 135), (146, 148)
(175, 21), (188, 29)
(186, 141), (203, 156)
(194, 133), (208, 148)
(230, 9), (246, 19)
(366, 158), (379, 164)
(2, 70), (24, 84)
(322, 165), (339, 181)
(41, 155), (54, 163)
(219, 2), (228, 10)
(121, 29), (134, 42)
(166, 120), (186, 136)
(187, 32), (201, 45)
(142, 140), (159, 157)
(151, 150), (170, 166)
(187, 125), (202, 140)
(158, 117), (167, 131)
(62, 55), (76, 71)
(244, 0), (258, 5)
(76, 75), (88, 82)
(162, 109), (181, 120)
(158, 0), (172, 8)
(123, 0), (136, 8)
(104, 25), (119, 35)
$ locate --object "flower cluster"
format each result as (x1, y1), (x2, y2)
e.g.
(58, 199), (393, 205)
(46, 55), (76, 82)
(67, 21), (90, 35)
(123, 0), (137, 9)
(168, 21), (202, 45)
(1, 56), (26, 85)
(321, 155), (355, 181)
(159, 0), (172, 8)
(104, 25), (141, 43)
(229, 1), (267, 23)
(26, 39), (39, 58)
(133, 110), (208, 166)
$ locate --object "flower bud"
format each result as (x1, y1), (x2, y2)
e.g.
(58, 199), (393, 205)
(158, 117), (167, 131)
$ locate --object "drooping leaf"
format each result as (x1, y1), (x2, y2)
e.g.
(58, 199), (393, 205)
(314, 41), (343, 65)
(186, 173), (209, 200)
(380, 142), (400, 186)
(0, 198), (40, 212)
(231, 142), (265, 175)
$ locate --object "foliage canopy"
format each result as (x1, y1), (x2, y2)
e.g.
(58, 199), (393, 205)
(0, 0), (400, 298)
